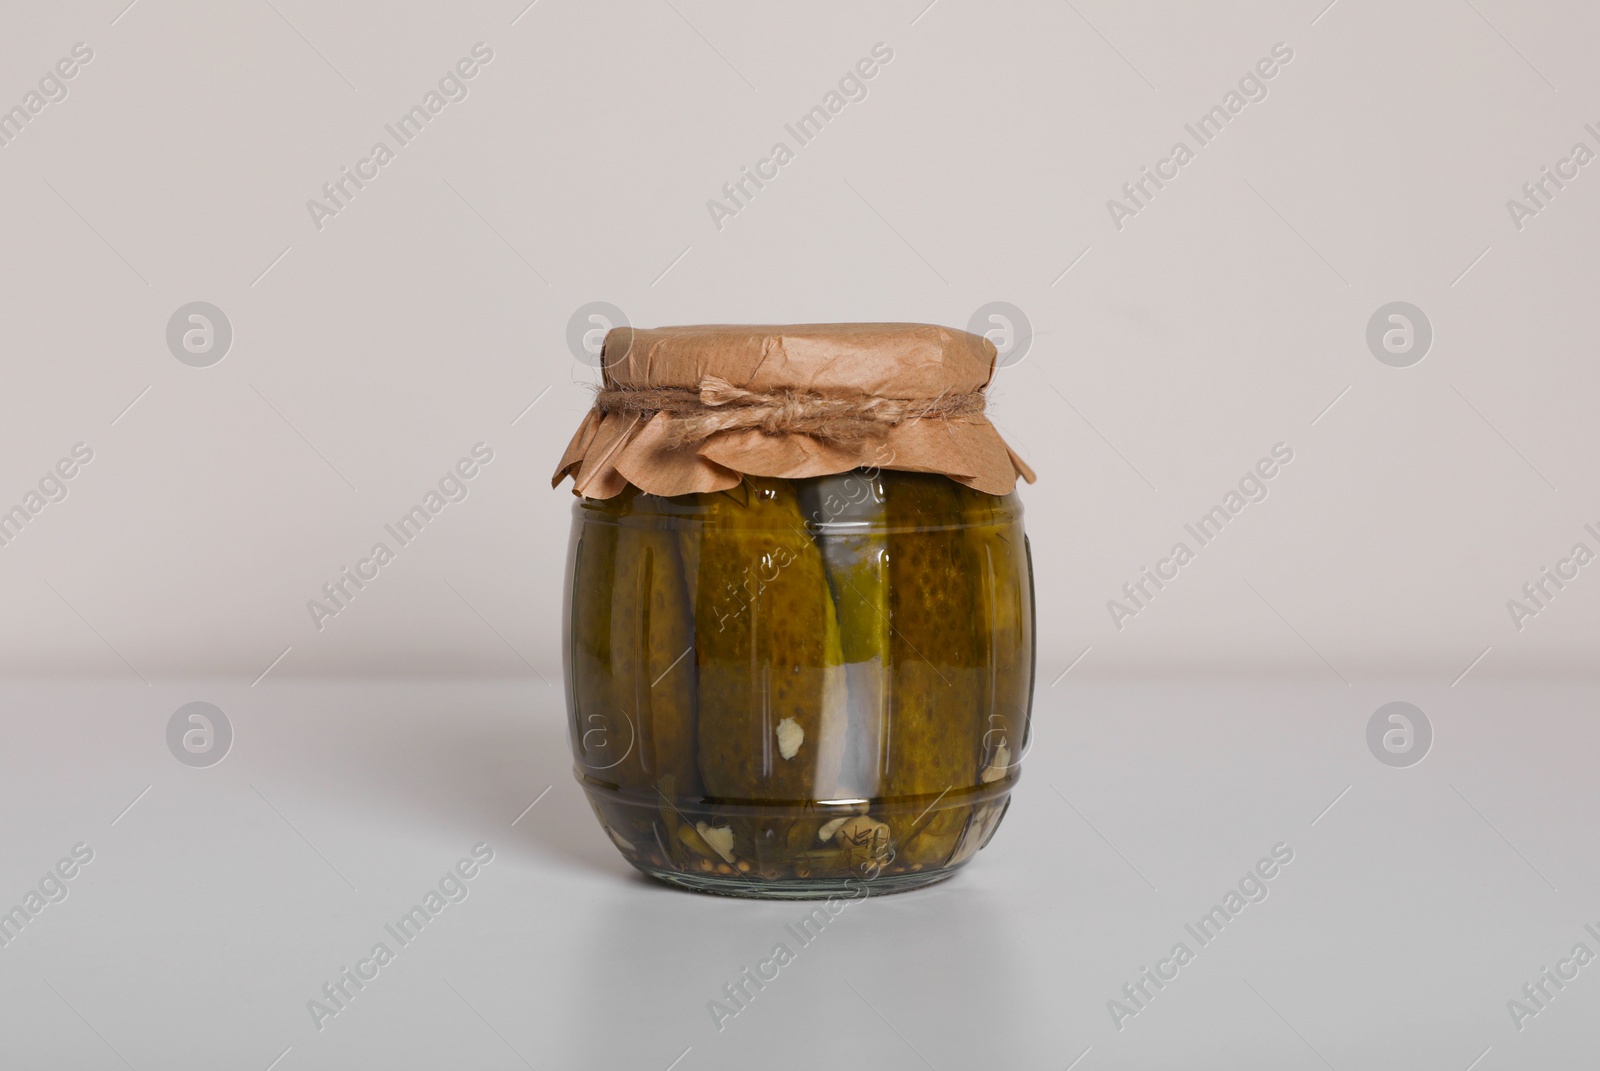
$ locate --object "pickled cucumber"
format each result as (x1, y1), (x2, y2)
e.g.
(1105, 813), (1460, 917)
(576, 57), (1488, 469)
(801, 471), (891, 802)
(882, 473), (986, 866)
(960, 485), (1034, 785)
(611, 494), (701, 794)
(569, 511), (625, 784)
(693, 478), (846, 803)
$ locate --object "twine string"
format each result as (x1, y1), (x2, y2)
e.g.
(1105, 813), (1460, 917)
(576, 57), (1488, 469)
(594, 376), (985, 447)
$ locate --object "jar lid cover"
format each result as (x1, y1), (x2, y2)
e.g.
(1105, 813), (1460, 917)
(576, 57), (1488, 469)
(553, 323), (1035, 498)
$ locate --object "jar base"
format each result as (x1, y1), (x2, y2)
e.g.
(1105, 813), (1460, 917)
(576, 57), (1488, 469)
(635, 863), (960, 900)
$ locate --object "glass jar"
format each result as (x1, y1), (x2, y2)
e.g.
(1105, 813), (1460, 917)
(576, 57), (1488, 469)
(564, 469), (1034, 898)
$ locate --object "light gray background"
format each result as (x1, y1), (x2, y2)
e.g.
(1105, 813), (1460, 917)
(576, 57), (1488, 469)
(2, 0), (1597, 1068)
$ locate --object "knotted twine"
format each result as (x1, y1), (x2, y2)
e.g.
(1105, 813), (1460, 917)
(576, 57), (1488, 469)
(594, 376), (987, 449)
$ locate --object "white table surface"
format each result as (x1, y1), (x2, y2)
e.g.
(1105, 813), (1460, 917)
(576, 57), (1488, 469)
(1, 678), (1593, 1070)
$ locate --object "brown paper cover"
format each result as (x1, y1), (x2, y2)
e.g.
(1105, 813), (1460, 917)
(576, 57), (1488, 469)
(552, 323), (1035, 498)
